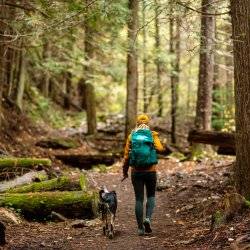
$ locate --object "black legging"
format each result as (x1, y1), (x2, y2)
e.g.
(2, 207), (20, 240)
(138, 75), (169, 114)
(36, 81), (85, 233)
(131, 172), (157, 229)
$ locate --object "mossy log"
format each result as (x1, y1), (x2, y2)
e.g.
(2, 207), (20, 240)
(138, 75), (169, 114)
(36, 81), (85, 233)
(55, 154), (118, 169)
(0, 158), (51, 169)
(0, 191), (98, 220)
(36, 138), (80, 149)
(0, 170), (48, 193)
(6, 175), (87, 193)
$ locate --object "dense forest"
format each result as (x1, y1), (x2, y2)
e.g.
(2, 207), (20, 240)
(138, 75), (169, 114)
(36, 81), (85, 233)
(0, 0), (250, 249)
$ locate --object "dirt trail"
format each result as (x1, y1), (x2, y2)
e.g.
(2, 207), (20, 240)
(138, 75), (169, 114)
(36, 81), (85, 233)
(4, 158), (241, 250)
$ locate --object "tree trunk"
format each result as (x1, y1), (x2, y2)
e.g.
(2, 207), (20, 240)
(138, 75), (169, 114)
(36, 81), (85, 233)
(170, 2), (181, 144)
(7, 48), (17, 98)
(125, 0), (139, 139)
(154, 0), (163, 117)
(78, 0), (97, 135)
(85, 83), (97, 134)
(212, 16), (223, 131)
(142, 0), (148, 113)
(230, 0), (250, 199)
(224, 19), (234, 108)
(42, 41), (51, 98)
(0, 1), (7, 127)
(64, 72), (72, 109)
(0, 191), (98, 220)
(0, 45), (4, 128)
(16, 46), (26, 111)
(195, 0), (215, 130)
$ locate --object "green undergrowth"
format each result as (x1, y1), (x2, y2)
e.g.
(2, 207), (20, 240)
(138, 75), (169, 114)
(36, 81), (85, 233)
(25, 87), (86, 129)
(92, 164), (111, 173)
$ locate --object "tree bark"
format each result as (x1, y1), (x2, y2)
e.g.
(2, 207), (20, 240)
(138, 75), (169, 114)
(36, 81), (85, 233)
(63, 71), (72, 110)
(170, 2), (181, 144)
(195, 0), (215, 131)
(85, 83), (97, 134)
(125, 0), (139, 139)
(79, 0), (97, 135)
(212, 16), (223, 131)
(16, 45), (26, 111)
(154, 0), (163, 117)
(142, 0), (148, 113)
(42, 41), (51, 98)
(224, 18), (234, 107)
(230, 0), (250, 199)
(0, 1), (7, 127)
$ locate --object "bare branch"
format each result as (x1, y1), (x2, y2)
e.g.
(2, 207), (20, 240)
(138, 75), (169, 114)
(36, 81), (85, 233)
(1, 2), (49, 18)
(176, 1), (230, 16)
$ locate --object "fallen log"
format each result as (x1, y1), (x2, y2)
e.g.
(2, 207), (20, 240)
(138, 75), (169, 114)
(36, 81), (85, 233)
(0, 191), (98, 220)
(217, 146), (235, 156)
(0, 170), (48, 193)
(36, 138), (80, 149)
(55, 154), (118, 169)
(0, 158), (51, 170)
(188, 130), (235, 147)
(188, 129), (236, 155)
(5, 174), (87, 193)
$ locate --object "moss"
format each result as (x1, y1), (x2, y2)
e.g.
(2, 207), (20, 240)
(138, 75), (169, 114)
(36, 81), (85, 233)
(0, 191), (98, 220)
(6, 175), (86, 193)
(0, 158), (51, 169)
(79, 174), (87, 191)
(244, 199), (250, 208)
(92, 164), (108, 173)
(51, 138), (80, 149)
(169, 152), (186, 161)
(214, 210), (224, 225)
(37, 138), (80, 149)
(36, 172), (48, 182)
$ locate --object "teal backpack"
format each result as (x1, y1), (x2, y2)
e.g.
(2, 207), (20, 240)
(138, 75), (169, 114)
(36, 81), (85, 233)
(129, 129), (158, 168)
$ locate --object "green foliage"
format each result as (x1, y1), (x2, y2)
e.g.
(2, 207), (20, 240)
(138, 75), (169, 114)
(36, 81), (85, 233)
(26, 87), (86, 128)
(213, 210), (224, 225)
(4, 0), (233, 136)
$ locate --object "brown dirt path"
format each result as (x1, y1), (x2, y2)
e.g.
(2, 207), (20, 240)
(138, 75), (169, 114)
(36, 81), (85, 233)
(3, 158), (239, 250)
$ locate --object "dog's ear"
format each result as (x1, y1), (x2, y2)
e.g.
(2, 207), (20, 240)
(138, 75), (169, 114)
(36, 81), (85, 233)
(99, 190), (104, 200)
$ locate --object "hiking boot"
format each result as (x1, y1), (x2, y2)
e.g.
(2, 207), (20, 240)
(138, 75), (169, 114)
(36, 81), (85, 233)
(138, 228), (145, 236)
(143, 218), (152, 233)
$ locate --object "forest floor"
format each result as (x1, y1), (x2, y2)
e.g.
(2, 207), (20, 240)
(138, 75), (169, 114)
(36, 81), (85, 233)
(5, 156), (250, 250)
(0, 112), (249, 250)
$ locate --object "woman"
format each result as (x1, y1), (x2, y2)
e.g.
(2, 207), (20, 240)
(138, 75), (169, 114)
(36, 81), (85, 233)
(122, 114), (164, 236)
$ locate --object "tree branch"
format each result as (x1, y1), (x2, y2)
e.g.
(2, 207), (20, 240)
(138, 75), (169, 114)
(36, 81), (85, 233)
(1, 2), (49, 18)
(176, 1), (230, 16)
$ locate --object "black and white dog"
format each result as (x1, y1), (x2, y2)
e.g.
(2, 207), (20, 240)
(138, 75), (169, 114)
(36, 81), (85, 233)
(98, 187), (117, 239)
